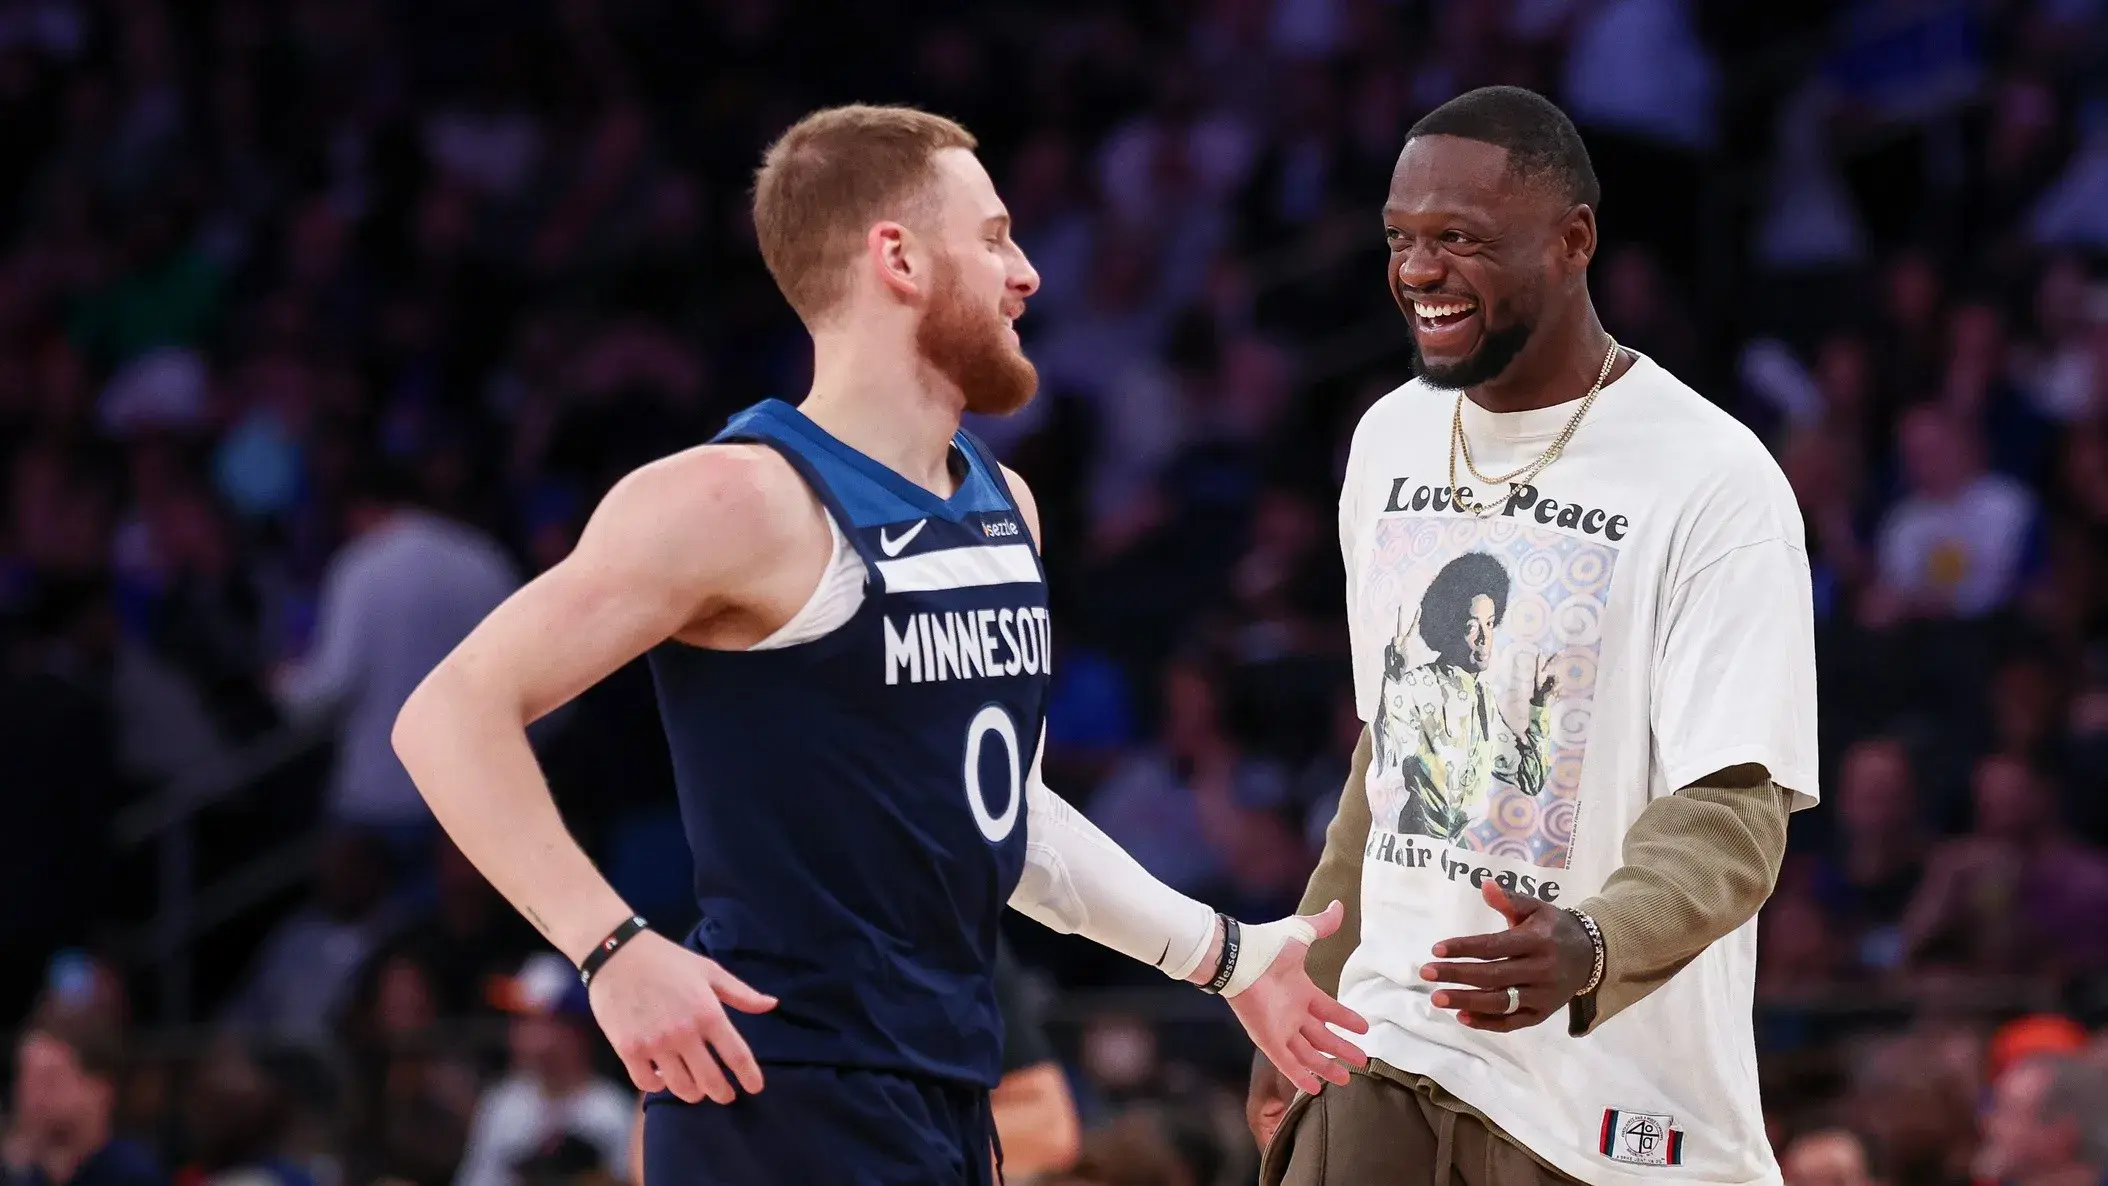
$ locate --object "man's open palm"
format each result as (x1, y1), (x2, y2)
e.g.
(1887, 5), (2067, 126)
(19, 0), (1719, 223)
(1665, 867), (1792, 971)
(1228, 901), (1370, 1094)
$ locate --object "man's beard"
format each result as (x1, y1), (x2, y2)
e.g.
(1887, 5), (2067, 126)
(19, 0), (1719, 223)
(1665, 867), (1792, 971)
(917, 255), (1038, 416)
(1410, 314), (1534, 391)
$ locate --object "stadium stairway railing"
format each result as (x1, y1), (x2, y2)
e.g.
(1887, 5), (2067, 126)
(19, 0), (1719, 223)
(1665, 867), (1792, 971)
(111, 718), (337, 1024)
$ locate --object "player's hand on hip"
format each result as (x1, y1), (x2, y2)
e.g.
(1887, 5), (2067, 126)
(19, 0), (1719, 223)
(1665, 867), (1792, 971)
(584, 930), (779, 1104)
(1421, 880), (1594, 1032)
(1226, 900), (1370, 1095)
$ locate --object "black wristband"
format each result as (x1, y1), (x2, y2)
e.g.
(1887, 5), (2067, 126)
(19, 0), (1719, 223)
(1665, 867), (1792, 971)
(1202, 914), (1241, 995)
(579, 915), (650, 986)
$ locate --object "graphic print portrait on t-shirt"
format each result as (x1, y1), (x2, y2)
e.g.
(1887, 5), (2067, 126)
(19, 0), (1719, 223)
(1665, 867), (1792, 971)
(1360, 514), (1617, 870)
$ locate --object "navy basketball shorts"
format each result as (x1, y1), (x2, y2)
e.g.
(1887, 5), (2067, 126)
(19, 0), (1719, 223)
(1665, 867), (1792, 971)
(643, 1065), (1000, 1186)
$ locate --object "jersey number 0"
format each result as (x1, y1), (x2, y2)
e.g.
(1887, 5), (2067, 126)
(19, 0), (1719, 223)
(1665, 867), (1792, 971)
(963, 703), (1022, 843)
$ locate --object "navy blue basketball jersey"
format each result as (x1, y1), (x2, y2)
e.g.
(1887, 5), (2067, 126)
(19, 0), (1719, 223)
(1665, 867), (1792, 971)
(646, 399), (1051, 1088)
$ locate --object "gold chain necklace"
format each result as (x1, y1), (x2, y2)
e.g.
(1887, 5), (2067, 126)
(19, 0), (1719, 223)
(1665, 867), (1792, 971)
(1448, 338), (1620, 517)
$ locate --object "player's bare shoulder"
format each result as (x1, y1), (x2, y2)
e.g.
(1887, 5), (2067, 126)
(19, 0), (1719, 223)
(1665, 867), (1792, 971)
(585, 442), (834, 646)
(997, 464), (1043, 546)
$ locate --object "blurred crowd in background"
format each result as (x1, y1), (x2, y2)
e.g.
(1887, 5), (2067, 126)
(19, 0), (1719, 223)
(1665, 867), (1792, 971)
(5, 0), (2108, 1184)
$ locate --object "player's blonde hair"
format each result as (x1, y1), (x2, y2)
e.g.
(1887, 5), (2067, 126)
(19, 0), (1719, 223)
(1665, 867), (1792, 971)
(752, 104), (977, 325)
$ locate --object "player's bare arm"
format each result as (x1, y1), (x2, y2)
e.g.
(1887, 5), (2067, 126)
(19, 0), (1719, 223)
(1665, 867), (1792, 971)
(392, 444), (826, 1106)
(999, 467), (1370, 1093)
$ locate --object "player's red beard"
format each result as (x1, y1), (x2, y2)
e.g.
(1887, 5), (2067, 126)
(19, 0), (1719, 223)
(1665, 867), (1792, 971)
(915, 253), (1038, 416)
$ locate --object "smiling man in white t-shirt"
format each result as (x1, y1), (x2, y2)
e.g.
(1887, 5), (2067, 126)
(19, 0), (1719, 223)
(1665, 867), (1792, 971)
(1246, 86), (1819, 1186)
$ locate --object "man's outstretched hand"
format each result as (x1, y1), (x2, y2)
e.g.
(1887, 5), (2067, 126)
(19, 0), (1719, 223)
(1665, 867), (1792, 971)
(1224, 900), (1370, 1095)
(1421, 880), (1595, 1032)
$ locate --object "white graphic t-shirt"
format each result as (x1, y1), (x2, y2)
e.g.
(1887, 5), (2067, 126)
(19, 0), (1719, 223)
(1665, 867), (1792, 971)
(1337, 353), (1819, 1186)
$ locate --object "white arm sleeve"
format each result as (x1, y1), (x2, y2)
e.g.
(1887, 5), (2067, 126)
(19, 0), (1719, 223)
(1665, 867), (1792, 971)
(1007, 729), (1219, 981)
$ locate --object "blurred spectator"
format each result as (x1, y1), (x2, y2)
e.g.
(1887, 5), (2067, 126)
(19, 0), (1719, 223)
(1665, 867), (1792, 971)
(1900, 755), (2108, 978)
(2029, 100), (2108, 252)
(1072, 309), (1212, 544)
(27, 955), (129, 1040)
(338, 953), (480, 1186)
(1038, 1109), (1195, 1186)
(1094, 66), (1254, 240)
(1989, 655), (2071, 778)
(1779, 1128), (1874, 1186)
(123, 480), (276, 745)
(272, 465), (517, 844)
(381, 837), (540, 1022)
(1974, 1054), (2108, 1186)
(452, 957), (629, 1186)
(1842, 1030), (1982, 1186)
(1987, 1015), (2092, 1086)
(1087, 654), (1312, 918)
(1077, 1014), (1162, 1107)
(1873, 252), (1949, 422)
(1781, 426), (1875, 624)
(2, 1010), (160, 1186)
(1597, 244), (1703, 386)
(173, 1042), (312, 1186)
(1560, 0), (1718, 275)
(1811, 737), (1929, 975)
(1937, 302), (2053, 483)
(1222, 485), (1335, 668)
(1032, 236), (1183, 448)
(2013, 261), (2106, 426)
(1752, 81), (1868, 284)
(1759, 861), (1845, 997)
(1872, 406), (2039, 621)
(221, 831), (396, 1044)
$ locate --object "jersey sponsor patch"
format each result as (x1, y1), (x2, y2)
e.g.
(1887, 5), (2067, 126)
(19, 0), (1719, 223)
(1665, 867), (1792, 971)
(1599, 1109), (1684, 1167)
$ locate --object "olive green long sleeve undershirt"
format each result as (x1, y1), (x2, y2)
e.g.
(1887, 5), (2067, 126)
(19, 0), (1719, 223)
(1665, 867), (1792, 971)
(1296, 728), (1792, 1036)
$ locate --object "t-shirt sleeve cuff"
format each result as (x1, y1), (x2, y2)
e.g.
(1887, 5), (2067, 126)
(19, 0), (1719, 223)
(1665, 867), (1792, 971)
(1661, 745), (1817, 812)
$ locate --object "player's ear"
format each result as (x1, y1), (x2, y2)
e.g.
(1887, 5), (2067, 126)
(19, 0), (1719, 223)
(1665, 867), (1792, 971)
(1559, 204), (1596, 273)
(868, 221), (923, 301)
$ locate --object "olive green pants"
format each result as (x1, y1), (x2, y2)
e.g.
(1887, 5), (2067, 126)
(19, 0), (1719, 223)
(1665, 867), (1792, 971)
(1260, 1069), (1586, 1186)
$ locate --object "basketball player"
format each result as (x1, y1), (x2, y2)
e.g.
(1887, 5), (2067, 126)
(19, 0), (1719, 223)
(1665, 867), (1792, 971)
(1246, 87), (1818, 1185)
(391, 105), (1367, 1186)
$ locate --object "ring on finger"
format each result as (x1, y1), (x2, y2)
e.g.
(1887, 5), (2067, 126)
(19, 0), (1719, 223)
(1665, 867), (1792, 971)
(1502, 986), (1521, 1015)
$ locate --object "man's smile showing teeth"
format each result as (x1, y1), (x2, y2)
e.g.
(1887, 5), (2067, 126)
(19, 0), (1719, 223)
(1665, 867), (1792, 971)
(1412, 298), (1477, 328)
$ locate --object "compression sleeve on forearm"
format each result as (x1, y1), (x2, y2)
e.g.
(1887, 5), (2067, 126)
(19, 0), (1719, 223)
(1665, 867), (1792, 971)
(1295, 727), (1373, 997)
(1568, 773), (1792, 1035)
(1007, 733), (1219, 981)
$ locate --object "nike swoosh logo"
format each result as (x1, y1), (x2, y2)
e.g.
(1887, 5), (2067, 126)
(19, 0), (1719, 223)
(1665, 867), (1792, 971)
(1155, 940), (1171, 968)
(878, 520), (926, 557)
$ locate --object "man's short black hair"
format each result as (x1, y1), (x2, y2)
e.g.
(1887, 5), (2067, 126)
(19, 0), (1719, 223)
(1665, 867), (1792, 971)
(1407, 86), (1601, 209)
(1419, 552), (1510, 657)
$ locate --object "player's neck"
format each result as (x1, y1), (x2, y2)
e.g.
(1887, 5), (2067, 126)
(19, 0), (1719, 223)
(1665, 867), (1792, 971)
(803, 334), (965, 497)
(1465, 305), (1620, 416)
